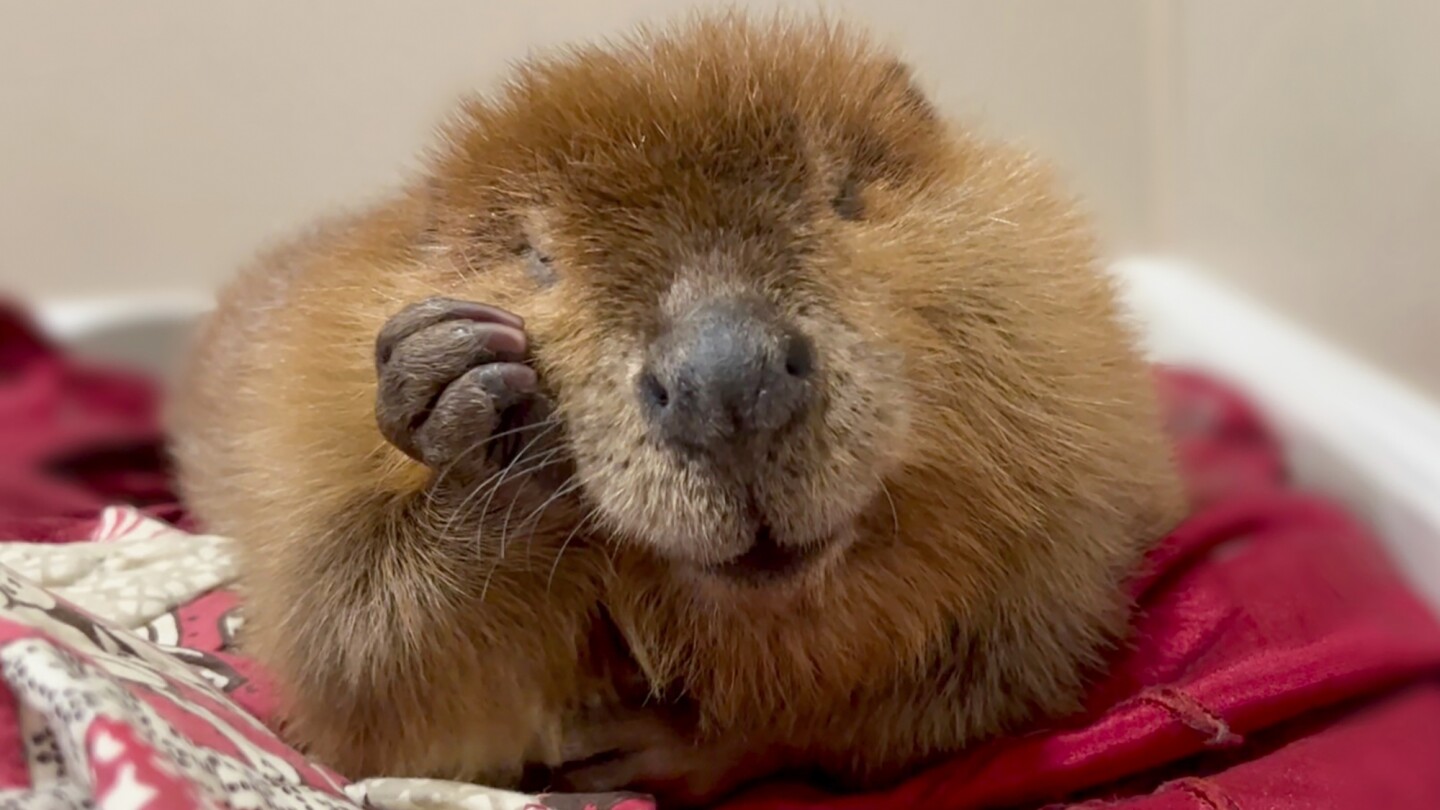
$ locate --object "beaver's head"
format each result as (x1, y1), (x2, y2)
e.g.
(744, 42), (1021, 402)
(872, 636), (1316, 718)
(418, 16), (1169, 601)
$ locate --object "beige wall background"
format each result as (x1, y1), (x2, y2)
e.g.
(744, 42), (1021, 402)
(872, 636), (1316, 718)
(1157, 0), (1439, 399)
(1, 1), (1435, 395)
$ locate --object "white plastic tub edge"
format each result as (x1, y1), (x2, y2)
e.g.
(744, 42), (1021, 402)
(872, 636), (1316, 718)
(31, 259), (1440, 609)
(32, 291), (216, 340)
(1114, 257), (1440, 609)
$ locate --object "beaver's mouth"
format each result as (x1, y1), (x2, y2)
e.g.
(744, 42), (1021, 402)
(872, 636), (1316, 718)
(709, 523), (826, 584)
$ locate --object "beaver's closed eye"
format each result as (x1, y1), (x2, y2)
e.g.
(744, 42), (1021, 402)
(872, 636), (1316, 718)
(832, 176), (864, 221)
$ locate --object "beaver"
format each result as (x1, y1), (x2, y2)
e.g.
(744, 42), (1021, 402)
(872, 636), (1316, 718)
(169, 12), (1185, 806)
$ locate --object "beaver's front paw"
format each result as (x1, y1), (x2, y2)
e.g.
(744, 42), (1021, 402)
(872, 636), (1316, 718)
(547, 708), (767, 808)
(375, 297), (549, 475)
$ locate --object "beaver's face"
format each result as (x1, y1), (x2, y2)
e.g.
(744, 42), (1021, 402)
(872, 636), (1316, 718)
(428, 24), (957, 585)
(551, 221), (910, 583)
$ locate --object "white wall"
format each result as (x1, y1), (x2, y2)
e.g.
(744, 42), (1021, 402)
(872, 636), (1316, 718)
(0, 0), (1153, 300)
(1158, 0), (1440, 400)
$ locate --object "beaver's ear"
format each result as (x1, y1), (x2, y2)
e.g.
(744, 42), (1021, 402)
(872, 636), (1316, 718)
(876, 59), (939, 123)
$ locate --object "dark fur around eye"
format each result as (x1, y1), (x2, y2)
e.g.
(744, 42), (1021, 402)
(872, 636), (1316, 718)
(520, 244), (558, 287)
(832, 176), (864, 221)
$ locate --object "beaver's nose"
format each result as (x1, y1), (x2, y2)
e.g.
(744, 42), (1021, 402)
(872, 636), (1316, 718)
(639, 299), (816, 452)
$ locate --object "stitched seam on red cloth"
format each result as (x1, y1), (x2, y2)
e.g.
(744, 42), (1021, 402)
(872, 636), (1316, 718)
(1136, 688), (1243, 747)
(1161, 777), (1241, 810)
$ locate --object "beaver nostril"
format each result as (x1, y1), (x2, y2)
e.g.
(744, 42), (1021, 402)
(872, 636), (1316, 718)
(639, 370), (670, 410)
(784, 331), (815, 378)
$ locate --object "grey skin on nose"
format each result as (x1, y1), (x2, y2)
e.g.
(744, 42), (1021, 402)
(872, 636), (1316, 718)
(639, 299), (817, 452)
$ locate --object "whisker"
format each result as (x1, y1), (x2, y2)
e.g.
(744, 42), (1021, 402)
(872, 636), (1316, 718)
(879, 480), (901, 545)
(438, 429), (561, 541)
(545, 507), (601, 593)
(507, 472), (579, 566)
(452, 444), (565, 542)
(496, 448), (573, 566)
(474, 421), (564, 558)
(517, 474), (586, 539)
(429, 416), (562, 497)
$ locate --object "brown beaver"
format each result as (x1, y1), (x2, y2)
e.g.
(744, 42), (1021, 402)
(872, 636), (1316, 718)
(169, 12), (1184, 806)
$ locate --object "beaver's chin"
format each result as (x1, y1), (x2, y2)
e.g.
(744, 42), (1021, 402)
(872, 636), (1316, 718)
(696, 522), (851, 588)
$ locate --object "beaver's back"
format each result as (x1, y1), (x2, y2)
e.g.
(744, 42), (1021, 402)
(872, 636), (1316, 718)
(169, 203), (407, 535)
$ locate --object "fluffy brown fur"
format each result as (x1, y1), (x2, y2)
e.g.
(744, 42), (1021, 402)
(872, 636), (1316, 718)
(169, 11), (1185, 806)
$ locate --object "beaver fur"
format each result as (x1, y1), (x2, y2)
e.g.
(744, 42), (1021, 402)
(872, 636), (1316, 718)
(170, 12), (1184, 806)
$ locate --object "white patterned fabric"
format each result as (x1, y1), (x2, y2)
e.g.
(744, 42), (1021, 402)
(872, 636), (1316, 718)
(0, 507), (651, 810)
(0, 508), (234, 630)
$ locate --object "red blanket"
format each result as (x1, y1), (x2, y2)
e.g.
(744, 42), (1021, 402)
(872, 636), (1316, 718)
(4, 301), (1440, 809)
